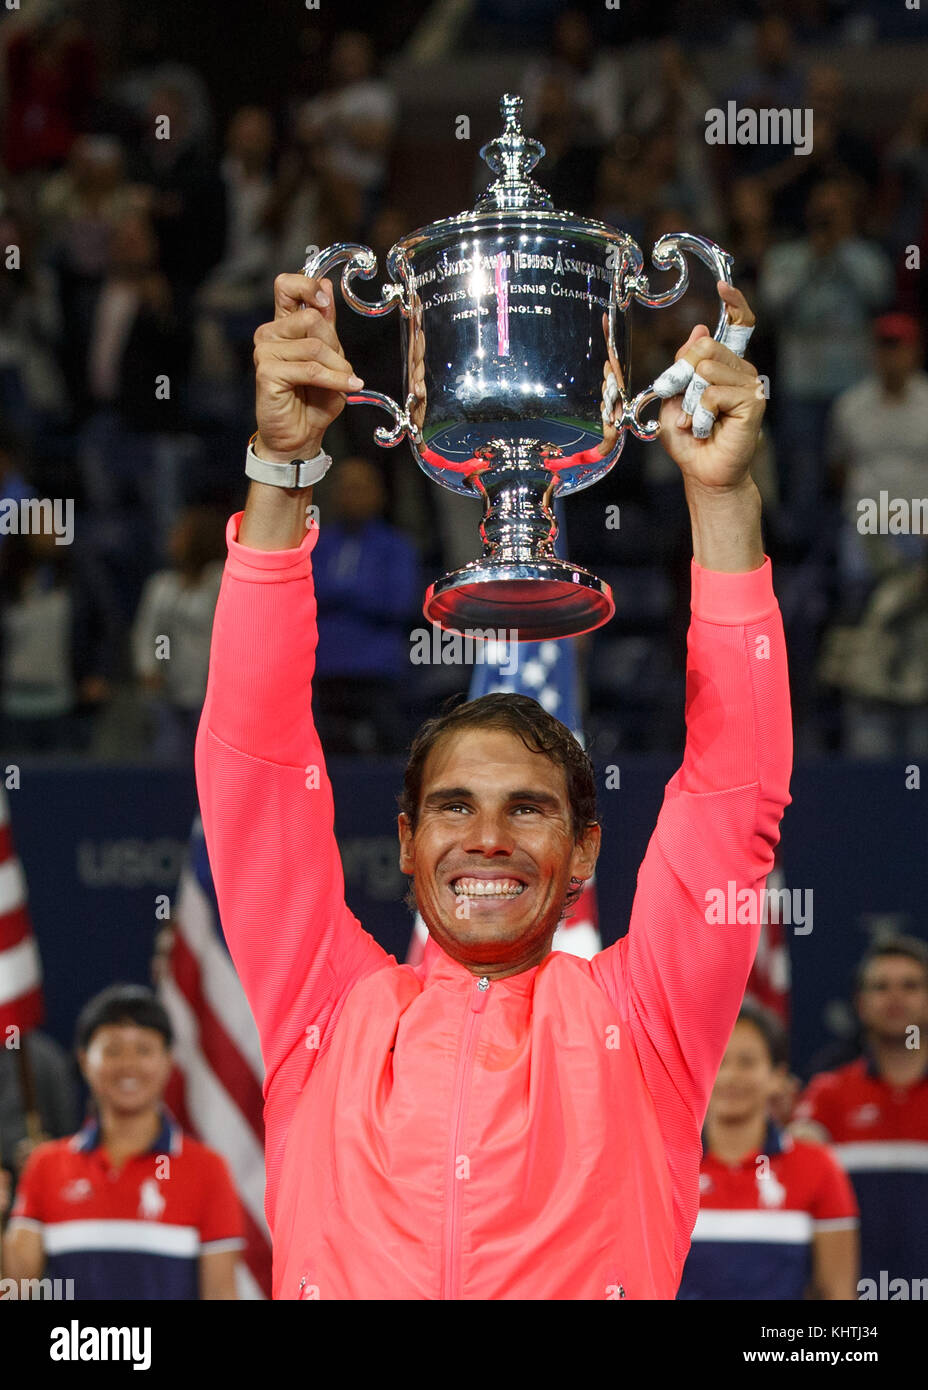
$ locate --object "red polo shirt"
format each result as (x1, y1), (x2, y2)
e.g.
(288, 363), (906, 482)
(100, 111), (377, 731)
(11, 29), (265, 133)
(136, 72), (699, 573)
(8, 1108), (243, 1299)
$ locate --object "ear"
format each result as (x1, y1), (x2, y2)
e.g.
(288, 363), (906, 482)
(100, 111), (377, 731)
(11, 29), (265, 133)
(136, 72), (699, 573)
(570, 821), (601, 882)
(397, 812), (415, 876)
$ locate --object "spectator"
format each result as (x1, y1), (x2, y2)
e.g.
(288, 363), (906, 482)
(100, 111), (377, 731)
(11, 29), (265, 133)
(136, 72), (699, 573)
(195, 107), (277, 394)
(757, 65), (880, 238)
(79, 207), (194, 594)
(0, 3), (98, 180)
(37, 134), (135, 418)
(199, 106), (275, 304)
(759, 176), (894, 545)
(629, 39), (719, 233)
(678, 1001), (859, 1300)
(818, 542), (928, 757)
(723, 15), (806, 180)
(261, 119), (332, 277)
(311, 456), (420, 754)
(131, 505), (226, 764)
(127, 80), (226, 307)
(592, 140), (654, 248)
(0, 430), (38, 557)
(886, 90), (928, 257)
(636, 128), (720, 237)
(297, 31), (397, 239)
(0, 516), (117, 755)
(828, 312), (928, 611)
(522, 8), (624, 147)
(3, 984), (243, 1299)
(527, 73), (602, 215)
(725, 178), (775, 297)
(85, 208), (190, 429)
(0, 196), (68, 438)
(0, 1028), (81, 1196)
(105, 15), (215, 157)
(793, 937), (928, 1293)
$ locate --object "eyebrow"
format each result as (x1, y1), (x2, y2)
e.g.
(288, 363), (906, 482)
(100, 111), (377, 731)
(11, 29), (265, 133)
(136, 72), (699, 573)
(421, 786), (563, 810)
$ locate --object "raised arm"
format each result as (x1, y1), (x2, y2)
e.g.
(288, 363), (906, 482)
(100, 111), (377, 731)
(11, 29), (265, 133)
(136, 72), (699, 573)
(194, 274), (393, 1225)
(593, 286), (793, 1269)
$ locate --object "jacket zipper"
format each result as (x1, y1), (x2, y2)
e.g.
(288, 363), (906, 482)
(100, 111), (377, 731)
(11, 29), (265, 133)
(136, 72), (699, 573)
(442, 974), (490, 1300)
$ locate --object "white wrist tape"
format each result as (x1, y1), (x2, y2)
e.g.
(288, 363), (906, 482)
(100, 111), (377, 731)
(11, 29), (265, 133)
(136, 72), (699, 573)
(721, 322), (754, 355)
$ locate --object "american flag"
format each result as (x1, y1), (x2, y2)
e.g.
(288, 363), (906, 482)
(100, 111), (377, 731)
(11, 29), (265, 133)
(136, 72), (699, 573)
(744, 855), (791, 1023)
(159, 815), (272, 1298)
(407, 508), (601, 963)
(0, 786), (43, 1034)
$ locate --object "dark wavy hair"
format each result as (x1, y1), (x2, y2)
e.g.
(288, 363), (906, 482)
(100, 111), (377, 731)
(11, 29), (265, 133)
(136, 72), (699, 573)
(398, 692), (598, 918)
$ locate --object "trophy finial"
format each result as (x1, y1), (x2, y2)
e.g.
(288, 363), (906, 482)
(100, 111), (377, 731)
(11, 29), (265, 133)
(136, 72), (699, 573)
(476, 92), (553, 212)
(500, 93), (523, 130)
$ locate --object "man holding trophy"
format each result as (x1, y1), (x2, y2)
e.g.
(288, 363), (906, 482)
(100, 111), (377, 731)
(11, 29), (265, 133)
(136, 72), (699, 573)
(195, 98), (792, 1299)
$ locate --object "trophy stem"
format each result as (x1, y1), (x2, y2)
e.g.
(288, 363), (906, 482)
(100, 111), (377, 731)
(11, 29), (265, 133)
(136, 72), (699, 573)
(471, 440), (559, 565)
(423, 438), (615, 640)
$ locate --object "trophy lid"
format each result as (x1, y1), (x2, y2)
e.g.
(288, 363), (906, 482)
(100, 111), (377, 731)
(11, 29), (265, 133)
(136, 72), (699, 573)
(386, 90), (629, 265)
(475, 94), (554, 213)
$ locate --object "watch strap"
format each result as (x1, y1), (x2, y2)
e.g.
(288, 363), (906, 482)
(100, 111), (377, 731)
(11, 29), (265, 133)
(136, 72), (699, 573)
(245, 432), (333, 488)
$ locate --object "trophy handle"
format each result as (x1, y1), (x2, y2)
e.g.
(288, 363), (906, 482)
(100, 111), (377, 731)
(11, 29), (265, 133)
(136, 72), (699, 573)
(302, 243), (420, 447)
(617, 234), (736, 442)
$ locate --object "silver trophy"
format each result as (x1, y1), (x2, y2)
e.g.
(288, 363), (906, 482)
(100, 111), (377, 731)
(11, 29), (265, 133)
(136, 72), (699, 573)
(305, 93), (737, 640)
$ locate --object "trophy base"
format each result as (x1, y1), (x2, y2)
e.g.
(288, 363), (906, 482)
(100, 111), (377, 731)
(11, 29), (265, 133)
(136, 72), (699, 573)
(423, 559), (615, 641)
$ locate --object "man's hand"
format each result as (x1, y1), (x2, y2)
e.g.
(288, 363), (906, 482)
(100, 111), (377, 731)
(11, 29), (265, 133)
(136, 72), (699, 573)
(649, 282), (765, 571)
(253, 273), (363, 464)
(240, 273), (362, 550)
(654, 282), (765, 492)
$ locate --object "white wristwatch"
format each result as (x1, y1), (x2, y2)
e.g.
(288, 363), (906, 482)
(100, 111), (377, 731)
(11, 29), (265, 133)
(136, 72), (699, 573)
(245, 432), (333, 489)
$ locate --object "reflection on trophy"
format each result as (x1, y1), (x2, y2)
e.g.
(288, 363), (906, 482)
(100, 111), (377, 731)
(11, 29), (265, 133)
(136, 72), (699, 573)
(304, 93), (738, 640)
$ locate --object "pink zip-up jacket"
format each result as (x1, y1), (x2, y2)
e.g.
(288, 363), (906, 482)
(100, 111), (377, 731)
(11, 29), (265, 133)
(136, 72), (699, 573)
(195, 510), (792, 1300)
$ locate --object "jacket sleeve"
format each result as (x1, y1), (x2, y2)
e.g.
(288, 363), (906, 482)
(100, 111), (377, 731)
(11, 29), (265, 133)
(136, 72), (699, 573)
(194, 511), (394, 1228)
(592, 556), (793, 1270)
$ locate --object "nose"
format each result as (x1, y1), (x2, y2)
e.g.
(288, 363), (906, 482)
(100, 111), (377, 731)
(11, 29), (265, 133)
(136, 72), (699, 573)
(462, 809), (516, 858)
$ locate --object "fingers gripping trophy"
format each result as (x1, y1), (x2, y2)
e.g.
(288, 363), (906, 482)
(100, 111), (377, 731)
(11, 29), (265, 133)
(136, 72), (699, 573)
(248, 94), (764, 636)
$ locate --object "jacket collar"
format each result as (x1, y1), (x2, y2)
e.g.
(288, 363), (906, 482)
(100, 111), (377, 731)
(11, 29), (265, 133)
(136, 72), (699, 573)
(861, 1044), (881, 1080)
(69, 1106), (183, 1156)
(702, 1117), (788, 1164)
(420, 931), (542, 994)
(859, 1043), (928, 1086)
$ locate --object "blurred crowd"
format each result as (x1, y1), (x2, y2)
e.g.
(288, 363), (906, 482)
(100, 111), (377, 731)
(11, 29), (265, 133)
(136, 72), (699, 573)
(0, 2), (926, 761)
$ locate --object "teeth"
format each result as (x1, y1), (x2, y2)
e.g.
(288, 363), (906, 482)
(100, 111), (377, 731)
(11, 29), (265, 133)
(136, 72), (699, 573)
(452, 878), (526, 897)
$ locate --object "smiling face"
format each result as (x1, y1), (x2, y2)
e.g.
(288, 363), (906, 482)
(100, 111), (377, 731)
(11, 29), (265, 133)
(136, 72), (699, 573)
(398, 727), (600, 979)
(79, 1023), (172, 1121)
(709, 1019), (784, 1125)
